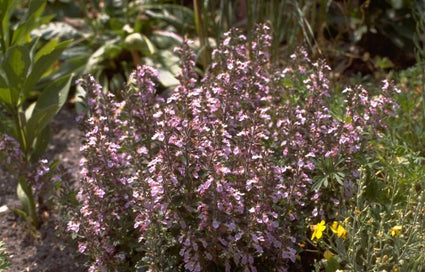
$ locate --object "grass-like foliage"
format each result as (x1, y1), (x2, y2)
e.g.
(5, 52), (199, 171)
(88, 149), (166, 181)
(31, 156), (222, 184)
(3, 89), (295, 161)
(69, 24), (399, 271)
(0, 241), (10, 272)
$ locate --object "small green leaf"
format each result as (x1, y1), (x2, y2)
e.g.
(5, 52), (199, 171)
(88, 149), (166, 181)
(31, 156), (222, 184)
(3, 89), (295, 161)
(325, 256), (340, 272)
(17, 176), (38, 228)
(334, 172), (345, 186)
(124, 33), (156, 55)
(31, 124), (50, 162)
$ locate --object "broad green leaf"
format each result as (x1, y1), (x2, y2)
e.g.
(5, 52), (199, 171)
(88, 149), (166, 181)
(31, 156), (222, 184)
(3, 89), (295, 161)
(158, 69), (179, 88)
(24, 104), (57, 157)
(31, 124), (50, 162)
(24, 101), (36, 121)
(34, 38), (59, 61)
(151, 30), (183, 49)
(35, 21), (82, 41)
(17, 178), (31, 217)
(140, 34), (156, 55)
(74, 82), (87, 114)
(0, 110), (15, 135)
(32, 74), (72, 114)
(25, 74), (72, 150)
(4, 44), (32, 104)
(23, 39), (72, 98)
(141, 4), (195, 31)
(0, 73), (11, 106)
(0, 0), (20, 48)
(325, 256), (340, 272)
(17, 176), (38, 228)
(11, 0), (48, 45)
(86, 41), (120, 71)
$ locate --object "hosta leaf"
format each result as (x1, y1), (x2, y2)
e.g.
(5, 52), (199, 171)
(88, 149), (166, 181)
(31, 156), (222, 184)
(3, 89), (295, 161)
(142, 4), (195, 31)
(86, 40), (121, 71)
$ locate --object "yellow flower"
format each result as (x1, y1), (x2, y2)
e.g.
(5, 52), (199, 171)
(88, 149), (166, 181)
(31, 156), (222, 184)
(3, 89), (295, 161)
(311, 220), (326, 240)
(391, 225), (402, 237)
(323, 249), (334, 260)
(330, 221), (347, 239)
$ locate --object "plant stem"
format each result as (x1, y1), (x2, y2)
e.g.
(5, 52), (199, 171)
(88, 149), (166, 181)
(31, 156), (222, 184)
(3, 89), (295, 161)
(193, 0), (210, 69)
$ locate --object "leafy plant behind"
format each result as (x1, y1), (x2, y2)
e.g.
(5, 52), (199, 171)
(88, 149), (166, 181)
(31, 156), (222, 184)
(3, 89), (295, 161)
(43, 0), (195, 93)
(0, 0), (72, 230)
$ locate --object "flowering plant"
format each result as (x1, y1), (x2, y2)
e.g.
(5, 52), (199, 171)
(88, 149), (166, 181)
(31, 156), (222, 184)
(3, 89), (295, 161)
(0, 0), (72, 230)
(69, 23), (398, 271)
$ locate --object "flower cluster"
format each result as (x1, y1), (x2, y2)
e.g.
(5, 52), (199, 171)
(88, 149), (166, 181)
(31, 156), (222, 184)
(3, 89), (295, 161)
(0, 134), (54, 207)
(68, 67), (163, 270)
(70, 23), (399, 271)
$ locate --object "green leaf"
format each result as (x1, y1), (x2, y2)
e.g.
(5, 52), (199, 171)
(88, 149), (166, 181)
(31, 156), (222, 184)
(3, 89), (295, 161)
(334, 172), (345, 186)
(23, 39), (72, 98)
(86, 41), (121, 71)
(325, 256), (340, 272)
(16, 176), (38, 228)
(24, 105), (56, 154)
(31, 124), (50, 162)
(34, 38), (59, 61)
(140, 34), (156, 55)
(0, 73), (11, 106)
(3, 44), (32, 104)
(0, 110), (15, 135)
(25, 74), (72, 159)
(11, 0), (48, 45)
(32, 74), (72, 113)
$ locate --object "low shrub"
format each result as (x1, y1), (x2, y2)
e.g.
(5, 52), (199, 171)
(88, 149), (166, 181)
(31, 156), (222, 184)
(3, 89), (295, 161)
(68, 24), (398, 271)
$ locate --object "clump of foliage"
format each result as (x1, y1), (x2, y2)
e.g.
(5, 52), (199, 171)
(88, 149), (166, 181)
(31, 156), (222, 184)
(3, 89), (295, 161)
(0, 0), (72, 231)
(68, 24), (398, 271)
(42, 0), (196, 92)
